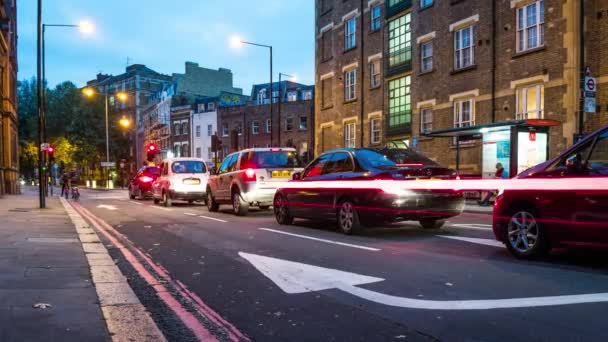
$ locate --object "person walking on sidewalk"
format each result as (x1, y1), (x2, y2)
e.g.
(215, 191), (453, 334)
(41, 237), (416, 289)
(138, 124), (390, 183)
(478, 163), (508, 206)
(60, 172), (70, 198)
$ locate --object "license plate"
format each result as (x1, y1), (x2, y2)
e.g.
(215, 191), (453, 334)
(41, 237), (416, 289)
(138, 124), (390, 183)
(271, 170), (291, 178)
(183, 179), (200, 185)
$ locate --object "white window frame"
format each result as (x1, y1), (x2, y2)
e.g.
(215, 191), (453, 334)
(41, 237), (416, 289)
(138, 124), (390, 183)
(285, 117), (294, 132)
(252, 120), (260, 135)
(195, 125), (201, 138)
(196, 147), (201, 158)
(257, 89), (266, 105)
(344, 69), (357, 101)
(303, 90), (313, 100)
(516, 84), (544, 119)
(370, 60), (381, 88)
(420, 107), (433, 133)
(174, 123), (181, 136)
(420, 41), (433, 72)
(370, 118), (381, 144)
(266, 119), (271, 133)
(207, 124), (213, 137)
(344, 122), (356, 148)
(208, 102), (215, 111)
(222, 123), (229, 137)
(517, 1), (545, 52)
(345, 17), (357, 50)
(371, 5), (381, 31)
(454, 26), (475, 69)
(454, 99), (475, 128)
(287, 92), (297, 102)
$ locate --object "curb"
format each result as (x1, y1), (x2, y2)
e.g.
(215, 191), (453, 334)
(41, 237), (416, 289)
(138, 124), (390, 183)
(60, 197), (166, 342)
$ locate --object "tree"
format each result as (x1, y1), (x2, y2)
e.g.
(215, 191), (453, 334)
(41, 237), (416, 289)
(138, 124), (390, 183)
(19, 142), (39, 180)
(50, 137), (76, 168)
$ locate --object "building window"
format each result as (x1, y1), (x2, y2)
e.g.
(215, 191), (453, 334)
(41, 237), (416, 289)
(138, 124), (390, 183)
(321, 30), (332, 61)
(299, 116), (308, 130)
(420, 108), (433, 133)
(388, 14), (412, 68)
(257, 89), (267, 105)
(370, 60), (381, 88)
(236, 123), (242, 135)
(345, 17), (356, 50)
(195, 125), (201, 137)
(516, 84), (544, 119)
(303, 90), (313, 100)
(174, 144), (181, 157)
(182, 144), (189, 157)
(420, 41), (433, 72)
(388, 76), (411, 128)
(252, 120), (260, 134)
(454, 26), (475, 69)
(344, 122), (356, 148)
(207, 124), (213, 137)
(198, 103), (205, 112)
(454, 99), (475, 128)
(371, 5), (381, 31)
(208, 102), (215, 111)
(196, 147), (201, 158)
(371, 118), (381, 144)
(266, 119), (271, 133)
(272, 91), (279, 103)
(287, 92), (298, 102)
(182, 122), (189, 136)
(285, 117), (294, 131)
(321, 77), (333, 108)
(517, 1), (545, 52)
(420, 0), (433, 9)
(174, 123), (181, 136)
(344, 69), (357, 101)
(222, 123), (229, 136)
(208, 147), (213, 160)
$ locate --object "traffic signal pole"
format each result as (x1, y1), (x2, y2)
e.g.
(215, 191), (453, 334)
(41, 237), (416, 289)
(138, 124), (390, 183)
(37, 0), (45, 208)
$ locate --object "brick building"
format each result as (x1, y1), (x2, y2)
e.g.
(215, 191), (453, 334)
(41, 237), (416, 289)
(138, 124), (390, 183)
(218, 81), (314, 162)
(314, 0), (413, 155)
(0, 0), (18, 195)
(411, 0), (608, 176)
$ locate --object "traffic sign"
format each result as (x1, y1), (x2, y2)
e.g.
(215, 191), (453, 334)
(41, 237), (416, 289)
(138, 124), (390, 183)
(584, 77), (596, 93)
(585, 97), (597, 113)
(584, 91), (596, 98)
(101, 162), (115, 168)
(40, 143), (49, 151)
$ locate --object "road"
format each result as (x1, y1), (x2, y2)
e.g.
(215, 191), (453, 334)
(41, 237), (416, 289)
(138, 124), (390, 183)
(72, 189), (608, 341)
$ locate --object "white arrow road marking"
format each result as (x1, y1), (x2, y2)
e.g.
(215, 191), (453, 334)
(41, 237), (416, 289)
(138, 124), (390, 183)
(97, 204), (118, 211)
(448, 223), (493, 230)
(130, 201), (143, 205)
(199, 215), (227, 223)
(259, 228), (380, 252)
(436, 235), (504, 248)
(184, 212), (197, 216)
(239, 252), (608, 310)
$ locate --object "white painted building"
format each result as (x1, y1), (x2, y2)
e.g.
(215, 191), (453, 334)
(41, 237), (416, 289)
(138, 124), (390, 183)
(191, 101), (218, 163)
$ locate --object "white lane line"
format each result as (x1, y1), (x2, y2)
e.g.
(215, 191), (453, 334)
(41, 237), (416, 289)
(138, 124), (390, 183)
(259, 228), (381, 252)
(437, 235), (504, 248)
(130, 201), (143, 205)
(448, 223), (493, 231)
(156, 207), (172, 212)
(184, 212), (197, 216)
(198, 215), (228, 223)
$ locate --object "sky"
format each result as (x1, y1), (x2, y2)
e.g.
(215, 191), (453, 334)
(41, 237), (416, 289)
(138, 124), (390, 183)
(18, 0), (315, 95)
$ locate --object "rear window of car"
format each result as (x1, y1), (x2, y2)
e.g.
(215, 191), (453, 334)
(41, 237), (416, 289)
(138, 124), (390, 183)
(241, 151), (302, 169)
(171, 161), (207, 174)
(377, 148), (439, 166)
(143, 167), (160, 176)
(355, 149), (396, 168)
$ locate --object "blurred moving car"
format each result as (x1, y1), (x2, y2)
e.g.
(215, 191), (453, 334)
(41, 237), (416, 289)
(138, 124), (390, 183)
(273, 148), (464, 234)
(493, 125), (608, 259)
(206, 148), (303, 216)
(128, 166), (160, 200)
(152, 158), (209, 207)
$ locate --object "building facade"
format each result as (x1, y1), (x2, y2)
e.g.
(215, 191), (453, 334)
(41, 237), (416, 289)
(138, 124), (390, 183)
(191, 97), (220, 163)
(0, 0), (18, 195)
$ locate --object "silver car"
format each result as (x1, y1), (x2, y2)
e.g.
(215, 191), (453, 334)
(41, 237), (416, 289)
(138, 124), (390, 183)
(206, 148), (304, 216)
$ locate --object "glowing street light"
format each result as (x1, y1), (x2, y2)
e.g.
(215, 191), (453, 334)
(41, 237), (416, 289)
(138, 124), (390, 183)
(119, 116), (131, 129)
(78, 20), (94, 34)
(116, 92), (128, 102)
(82, 87), (95, 97)
(230, 35), (243, 49)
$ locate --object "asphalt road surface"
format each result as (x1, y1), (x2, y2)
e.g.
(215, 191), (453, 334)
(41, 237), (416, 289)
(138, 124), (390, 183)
(73, 189), (608, 341)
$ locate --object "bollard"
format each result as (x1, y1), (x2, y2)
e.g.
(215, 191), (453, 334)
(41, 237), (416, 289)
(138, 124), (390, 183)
(86, 180), (90, 188)
(92, 180), (97, 189)
(108, 180), (114, 189)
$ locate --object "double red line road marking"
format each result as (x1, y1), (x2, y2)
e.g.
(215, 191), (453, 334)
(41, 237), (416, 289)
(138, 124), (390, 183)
(69, 201), (249, 342)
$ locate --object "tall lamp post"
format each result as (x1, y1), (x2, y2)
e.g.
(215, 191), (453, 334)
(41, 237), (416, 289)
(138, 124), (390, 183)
(278, 72), (296, 147)
(230, 36), (274, 145)
(82, 88), (128, 188)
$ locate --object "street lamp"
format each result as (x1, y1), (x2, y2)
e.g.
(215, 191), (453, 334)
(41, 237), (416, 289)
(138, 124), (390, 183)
(119, 116), (131, 129)
(278, 72), (296, 147)
(230, 35), (274, 145)
(82, 87), (128, 187)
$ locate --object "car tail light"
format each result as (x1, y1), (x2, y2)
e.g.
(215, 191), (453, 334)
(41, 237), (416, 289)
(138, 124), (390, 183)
(139, 176), (154, 183)
(244, 168), (257, 181)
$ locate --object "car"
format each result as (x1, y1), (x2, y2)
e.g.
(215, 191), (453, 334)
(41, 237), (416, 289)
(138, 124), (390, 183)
(493, 125), (608, 259)
(151, 158), (210, 207)
(128, 166), (160, 200)
(273, 148), (465, 234)
(206, 147), (304, 216)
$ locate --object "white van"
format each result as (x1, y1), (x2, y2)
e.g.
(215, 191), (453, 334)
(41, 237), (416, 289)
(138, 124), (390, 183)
(152, 158), (210, 207)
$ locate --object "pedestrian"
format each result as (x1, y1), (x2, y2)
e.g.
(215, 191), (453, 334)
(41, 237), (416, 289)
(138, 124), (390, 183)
(478, 163), (508, 206)
(60, 172), (69, 198)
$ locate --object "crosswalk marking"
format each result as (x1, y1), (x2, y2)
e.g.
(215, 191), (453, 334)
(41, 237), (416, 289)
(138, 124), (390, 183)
(436, 235), (504, 248)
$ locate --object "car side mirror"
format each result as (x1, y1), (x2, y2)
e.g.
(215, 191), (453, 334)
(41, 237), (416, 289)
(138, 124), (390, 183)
(565, 153), (583, 173)
(292, 172), (302, 181)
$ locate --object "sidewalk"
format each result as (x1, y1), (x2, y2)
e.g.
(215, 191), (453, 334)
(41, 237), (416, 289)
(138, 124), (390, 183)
(464, 201), (494, 215)
(0, 187), (163, 341)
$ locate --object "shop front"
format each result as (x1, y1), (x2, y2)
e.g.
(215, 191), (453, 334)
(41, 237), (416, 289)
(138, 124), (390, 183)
(422, 119), (560, 178)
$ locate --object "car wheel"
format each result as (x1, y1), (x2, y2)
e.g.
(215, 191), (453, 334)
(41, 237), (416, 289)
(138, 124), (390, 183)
(188, 200), (194, 204)
(419, 219), (445, 229)
(259, 205), (270, 210)
(504, 207), (549, 259)
(337, 198), (360, 235)
(163, 191), (172, 207)
(232, 190), (249, 216)
(129, 187), (135, 200)
(273, 194), (293, 225)
(207, 190), (219, 212)
(137, 189), (144, 200)
(153, 197), (160, 204)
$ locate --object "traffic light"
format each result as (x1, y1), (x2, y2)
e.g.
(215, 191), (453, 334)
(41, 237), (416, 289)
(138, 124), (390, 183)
(47, 145), (55, 162)
(211, 134), (222, 152)
(146, 143), (159, 162)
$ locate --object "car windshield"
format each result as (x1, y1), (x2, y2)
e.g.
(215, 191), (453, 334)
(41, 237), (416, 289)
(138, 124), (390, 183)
(171, 161), (206, 174)
(355, 149), (397, 168)
(378, 148), (439, 166)
(244, 151), (302, 169)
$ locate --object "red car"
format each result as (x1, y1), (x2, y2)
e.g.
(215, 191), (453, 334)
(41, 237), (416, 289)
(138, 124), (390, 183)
(128, 166), (160, 200)
(493, 125), (608, 258)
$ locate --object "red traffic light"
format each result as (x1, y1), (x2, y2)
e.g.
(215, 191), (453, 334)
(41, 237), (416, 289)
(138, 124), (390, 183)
(149, 145), (155, 151)
(47, 146), (55, 154)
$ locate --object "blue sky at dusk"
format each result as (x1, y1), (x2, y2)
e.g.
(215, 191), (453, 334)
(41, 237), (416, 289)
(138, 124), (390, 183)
(18, 0), (314, 94)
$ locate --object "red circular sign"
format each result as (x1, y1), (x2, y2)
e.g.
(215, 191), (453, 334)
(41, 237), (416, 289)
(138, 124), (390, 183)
(587, 78), (596, 91)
